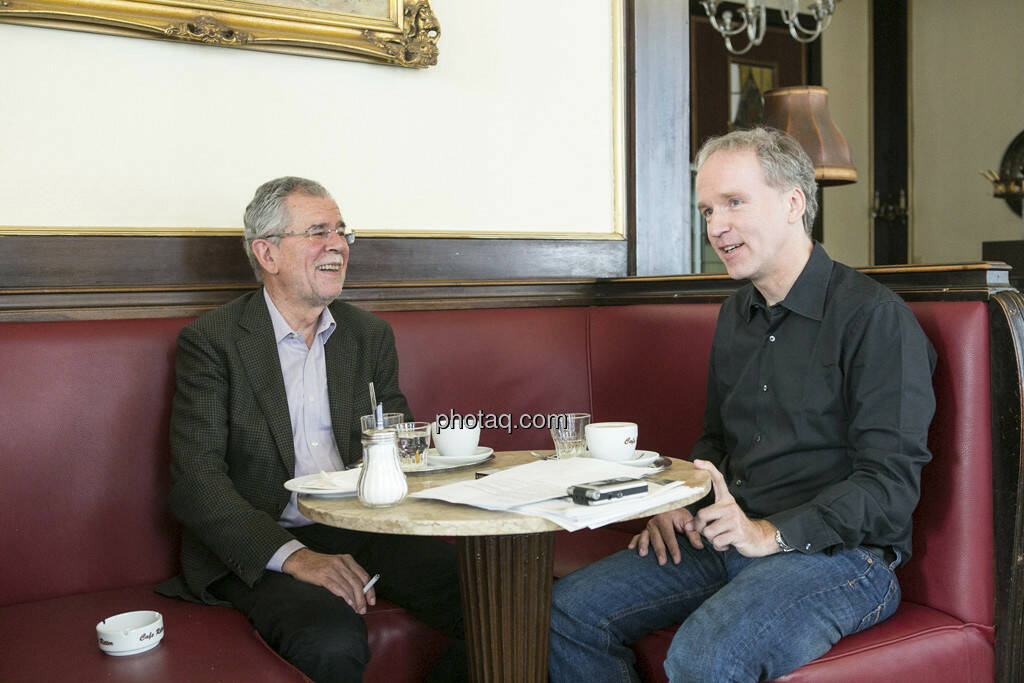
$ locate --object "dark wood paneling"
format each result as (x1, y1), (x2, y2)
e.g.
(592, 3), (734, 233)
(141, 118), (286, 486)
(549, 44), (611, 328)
(346, 237), (627, 281)
(989, 290), (1024, 683)
(872, 0), (909, 264)
(0, 257), (1011, 322)
(0, 234), (628, 288)
(984, 240), (1024, 290)
(633, 0), (690, 276)
(0, 235), (255, 288)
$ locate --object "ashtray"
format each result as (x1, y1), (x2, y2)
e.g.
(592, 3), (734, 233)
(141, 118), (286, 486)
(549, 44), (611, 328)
(96, 610), (164, 656)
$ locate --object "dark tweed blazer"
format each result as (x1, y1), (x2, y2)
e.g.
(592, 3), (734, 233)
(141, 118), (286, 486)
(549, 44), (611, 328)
(157, 289), (410, 604)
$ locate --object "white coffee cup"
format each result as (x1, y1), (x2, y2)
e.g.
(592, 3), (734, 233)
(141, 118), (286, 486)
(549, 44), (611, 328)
(585, 422), (638, 461)
(431, 421), (481, 459)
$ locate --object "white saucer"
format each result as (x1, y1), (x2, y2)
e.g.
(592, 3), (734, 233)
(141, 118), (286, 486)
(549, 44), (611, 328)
(425, 446), (494, 466)
(587, 449), (660, 467)
(284, 470), (360, 497)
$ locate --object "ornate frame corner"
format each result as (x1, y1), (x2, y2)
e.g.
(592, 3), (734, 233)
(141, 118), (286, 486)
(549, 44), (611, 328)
(0, 0), (440, 68)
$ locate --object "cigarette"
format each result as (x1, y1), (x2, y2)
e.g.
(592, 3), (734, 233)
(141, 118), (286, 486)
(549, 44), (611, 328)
(362, 573), (380, 594)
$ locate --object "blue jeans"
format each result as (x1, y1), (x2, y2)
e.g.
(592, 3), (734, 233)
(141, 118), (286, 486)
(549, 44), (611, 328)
(549, 540), (900, 683)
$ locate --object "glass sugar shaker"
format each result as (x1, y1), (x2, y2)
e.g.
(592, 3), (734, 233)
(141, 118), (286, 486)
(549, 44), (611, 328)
(357, 428), (408, 508)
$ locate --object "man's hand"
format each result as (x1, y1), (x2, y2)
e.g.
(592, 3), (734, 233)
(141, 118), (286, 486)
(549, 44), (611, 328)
(628, 508), (704, 565)
(687, 459), (778, 557)
(282, 548), (376, 614)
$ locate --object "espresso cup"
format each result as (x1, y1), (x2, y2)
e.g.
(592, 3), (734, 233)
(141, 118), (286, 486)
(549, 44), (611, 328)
(585, 421), (638, 461)
(431, 421), (481, 459)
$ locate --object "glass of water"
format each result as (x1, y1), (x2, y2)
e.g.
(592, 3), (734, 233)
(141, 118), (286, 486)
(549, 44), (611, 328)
(360, 412), (405, 434)
(550, 413), (590, 459)
(395, 421), (431, 471)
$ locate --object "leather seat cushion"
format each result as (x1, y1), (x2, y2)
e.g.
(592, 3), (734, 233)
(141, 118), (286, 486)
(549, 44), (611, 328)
(0, 585), (449, 683)
(630, 602), (993, 683)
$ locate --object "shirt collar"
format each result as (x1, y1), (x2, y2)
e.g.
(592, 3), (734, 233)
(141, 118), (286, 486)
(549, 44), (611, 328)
(744, 241), (833, 322)
(263, 288), (337, 344)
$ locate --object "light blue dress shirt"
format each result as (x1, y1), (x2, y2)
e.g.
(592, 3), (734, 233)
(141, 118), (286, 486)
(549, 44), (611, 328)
(263, 289), (343, 572)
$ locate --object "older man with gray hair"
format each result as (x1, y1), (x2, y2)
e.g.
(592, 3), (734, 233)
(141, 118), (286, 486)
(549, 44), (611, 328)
(158, 176), (466, 682)
(549, 129), (936, 682)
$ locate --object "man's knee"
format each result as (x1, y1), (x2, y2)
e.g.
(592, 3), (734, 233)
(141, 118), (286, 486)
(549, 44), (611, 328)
(290, 621), (370, 680)
(665, 615), (768, 683)
(246, 587), (370, 682)
(272, 608), (371, 682)
(664, 639), (754, 683)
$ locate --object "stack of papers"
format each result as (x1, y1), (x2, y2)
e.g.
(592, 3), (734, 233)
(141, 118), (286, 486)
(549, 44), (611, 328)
(411, 458), (704, 531)
(517, 482), (702, 532)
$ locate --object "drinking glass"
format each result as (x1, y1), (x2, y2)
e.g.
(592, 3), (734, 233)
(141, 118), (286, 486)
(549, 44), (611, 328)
(360, 412), (405, 434)
(395, 421), (431, 471)
(550, 412), (590, 459)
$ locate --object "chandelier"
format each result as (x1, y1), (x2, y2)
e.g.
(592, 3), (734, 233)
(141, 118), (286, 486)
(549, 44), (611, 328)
(700, 1), (839, 55)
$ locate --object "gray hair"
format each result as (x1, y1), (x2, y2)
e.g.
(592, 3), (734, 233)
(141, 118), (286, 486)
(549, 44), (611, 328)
(695, 127), (818, 235)
(242, 176), (332, 281)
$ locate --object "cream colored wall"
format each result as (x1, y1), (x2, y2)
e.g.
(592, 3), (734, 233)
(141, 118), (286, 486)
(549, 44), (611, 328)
(911, 0), (1024, 263)
(822, 0), (1024, 265)
(806, 0), (1024, 267)
(0, 0), (622, 237)
(820, 0), (871, 267)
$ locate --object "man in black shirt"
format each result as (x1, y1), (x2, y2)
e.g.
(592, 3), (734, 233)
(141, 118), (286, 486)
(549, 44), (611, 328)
(549, 128), (936, 682)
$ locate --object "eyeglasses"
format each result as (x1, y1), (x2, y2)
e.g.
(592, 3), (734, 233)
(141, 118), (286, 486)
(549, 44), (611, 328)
(263, 226), (355, 245)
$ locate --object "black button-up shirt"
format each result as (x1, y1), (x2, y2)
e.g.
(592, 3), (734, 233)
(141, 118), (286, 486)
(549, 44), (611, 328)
(691, 243), (936, 563)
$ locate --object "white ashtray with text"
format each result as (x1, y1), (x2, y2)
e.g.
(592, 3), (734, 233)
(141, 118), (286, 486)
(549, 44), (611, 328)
(96, 610), (164, 656)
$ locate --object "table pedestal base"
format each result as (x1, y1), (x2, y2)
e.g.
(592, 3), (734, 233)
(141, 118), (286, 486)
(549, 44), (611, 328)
(456, 532), (555, 683)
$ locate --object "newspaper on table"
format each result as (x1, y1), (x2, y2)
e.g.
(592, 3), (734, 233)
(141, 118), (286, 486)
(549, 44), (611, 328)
(410, 457), (706, 532)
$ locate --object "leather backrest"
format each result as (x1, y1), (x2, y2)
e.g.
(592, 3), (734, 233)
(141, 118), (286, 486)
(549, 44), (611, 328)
(378, 307), (592, 452)
(0, 300), (997, 628)
(588, 304), (720, 459)
(900, 301), (993, 625)
(0, 318), (189, 605)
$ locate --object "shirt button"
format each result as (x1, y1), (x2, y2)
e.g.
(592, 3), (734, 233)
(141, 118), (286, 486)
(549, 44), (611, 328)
(734, 479), (744, 487)
(769, 335), (776, 342)
(308, 396), (315, 403)
(311, 441), (319, 447)
(762, 384), (768, 392)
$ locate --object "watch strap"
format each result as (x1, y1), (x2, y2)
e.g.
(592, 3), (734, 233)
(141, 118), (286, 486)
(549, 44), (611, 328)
(775, 528), (796, 553)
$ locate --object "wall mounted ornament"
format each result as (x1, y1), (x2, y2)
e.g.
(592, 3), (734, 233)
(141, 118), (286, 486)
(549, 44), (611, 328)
(981, 129), (1024, 238)
(981, 129), (1024, 218)
(0, 0), (439, 68)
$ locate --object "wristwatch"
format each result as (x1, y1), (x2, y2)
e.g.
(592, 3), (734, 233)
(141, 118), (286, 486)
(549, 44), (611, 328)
(775, 528), (796, 553)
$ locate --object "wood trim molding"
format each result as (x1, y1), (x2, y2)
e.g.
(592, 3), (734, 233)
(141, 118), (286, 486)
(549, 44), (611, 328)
(1, 258), (1013, 322)
(0, 234), (629, 290)
(989, 290), (1024, 683)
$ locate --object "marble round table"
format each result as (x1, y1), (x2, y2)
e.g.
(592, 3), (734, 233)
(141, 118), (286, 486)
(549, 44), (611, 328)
(299, 450), (711, 683)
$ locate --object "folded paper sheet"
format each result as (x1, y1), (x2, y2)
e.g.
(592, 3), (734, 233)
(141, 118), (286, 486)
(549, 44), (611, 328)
(411, 458), (704, 531)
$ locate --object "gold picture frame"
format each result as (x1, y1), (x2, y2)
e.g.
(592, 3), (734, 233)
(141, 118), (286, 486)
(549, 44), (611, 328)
(0, 0), (439, 67)
(0, 0), (626, 241)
